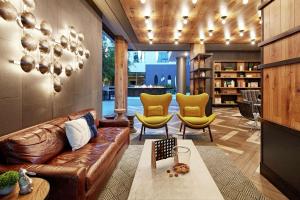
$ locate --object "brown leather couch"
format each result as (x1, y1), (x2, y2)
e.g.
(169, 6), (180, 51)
(0, 109), (130, 200)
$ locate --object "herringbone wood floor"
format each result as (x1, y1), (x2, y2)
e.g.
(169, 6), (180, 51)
(130, 106), (288, 200)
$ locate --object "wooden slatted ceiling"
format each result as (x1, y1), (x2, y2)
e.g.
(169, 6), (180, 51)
(120, 0), (261, 44)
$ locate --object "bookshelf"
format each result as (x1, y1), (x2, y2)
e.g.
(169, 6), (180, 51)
(190, 53), (213, 95)
(213, 60), (261, 106)
(190, 53), (213, 115)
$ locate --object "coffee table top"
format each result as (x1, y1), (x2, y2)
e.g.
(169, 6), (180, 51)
(128, 139), (224, 200)
(0, 178), (49, 200)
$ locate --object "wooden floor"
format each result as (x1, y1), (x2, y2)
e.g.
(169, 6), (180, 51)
(131, 106), (288, 200)
(210, 108), (288, 200)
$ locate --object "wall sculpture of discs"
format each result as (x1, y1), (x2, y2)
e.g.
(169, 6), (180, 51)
(1, 0), (91, 93)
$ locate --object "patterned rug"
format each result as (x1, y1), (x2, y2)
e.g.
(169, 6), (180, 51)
(98, 145), (267, 200)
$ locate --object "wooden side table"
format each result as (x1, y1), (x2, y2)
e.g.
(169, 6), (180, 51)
(0, 178), (50, 200)
(126, 113), (137, 133)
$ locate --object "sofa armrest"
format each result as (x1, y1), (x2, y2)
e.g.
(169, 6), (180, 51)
(0, 164), (86, 200)
(98, 119), (129, 128)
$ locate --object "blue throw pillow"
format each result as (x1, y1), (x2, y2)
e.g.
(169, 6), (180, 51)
(82, 112), (97, 138)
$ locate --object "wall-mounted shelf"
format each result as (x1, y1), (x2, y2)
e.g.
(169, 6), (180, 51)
(213, 61), (261, 106)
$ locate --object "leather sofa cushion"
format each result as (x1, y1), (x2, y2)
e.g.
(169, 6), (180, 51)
(68, 109), (96, 121)
(47, 127), (129, 190)
(0, 118), (68, 164)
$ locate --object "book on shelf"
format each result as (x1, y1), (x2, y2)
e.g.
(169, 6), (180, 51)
(237, 62), (245, 71)
(214, 63), (221, 71)
(215, 98), (221, 104)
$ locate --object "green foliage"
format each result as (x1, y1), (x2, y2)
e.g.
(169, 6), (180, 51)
(102, 45), (115, 85)
(0, 171), (19, 188)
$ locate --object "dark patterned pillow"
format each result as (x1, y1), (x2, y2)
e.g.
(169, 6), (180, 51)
(82, 112), (98, 138)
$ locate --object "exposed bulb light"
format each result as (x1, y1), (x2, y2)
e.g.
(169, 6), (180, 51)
(221, 16), (227, 24)
(192, 0), (197, 4)
(225, 38), (230, 45)
(145, 16), (150, 24)
(141, 0), (146, 4)
(178, 31), (182, 36)
(251, 38), (256, 45)
(148, 32), (153, 39)
(259, 19), (262, 24)
(200, 38), (205, 45)
(177, 23), (183, 32)
(243, 0), (248, 5)
(174, 39), (179, 45)
(183, 16), (188, 24)
(149, 39), (153, 45)
(208, 29), (214, 36)
(239, 30), (244, 37)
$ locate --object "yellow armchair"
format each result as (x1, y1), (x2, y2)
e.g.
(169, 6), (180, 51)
(176, 93), (216, 141)
(136, 93), (173, 141)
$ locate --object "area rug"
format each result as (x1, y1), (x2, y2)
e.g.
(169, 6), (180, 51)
(98, 145), (267, 200)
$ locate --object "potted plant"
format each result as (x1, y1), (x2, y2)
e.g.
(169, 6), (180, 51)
(0, 171), (19, 195)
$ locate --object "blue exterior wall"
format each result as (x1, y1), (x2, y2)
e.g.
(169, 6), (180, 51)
(145, 64), (190, 88)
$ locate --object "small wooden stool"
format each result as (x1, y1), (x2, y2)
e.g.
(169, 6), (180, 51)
(0, 178), (50, 200)
(126, 113), (137, 133)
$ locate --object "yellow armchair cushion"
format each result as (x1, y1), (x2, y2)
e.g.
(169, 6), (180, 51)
(136, 113), (173, 128)
(147, 105), (163, 116)
(183, 116), (209, 125)
(144, 116), (170, 124)
(184, 106), (201, 117)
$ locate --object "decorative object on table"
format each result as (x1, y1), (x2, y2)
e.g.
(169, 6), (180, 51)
(0, 1), (18, 21)
(172, 146), (191, 174)
(3, 0), (91, 93)
(0, 171), (19, 196)
(18, 168), (35, 195)
(151, 137), (177, 169)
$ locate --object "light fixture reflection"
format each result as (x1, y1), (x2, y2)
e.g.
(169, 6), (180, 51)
(243, 0), (248, 5)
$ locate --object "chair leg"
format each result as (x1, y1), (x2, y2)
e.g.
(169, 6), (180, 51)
(183, 125), (186, 139)
(144, 126), (146, 134)
(165, 125), (169, 138)
(179, 122), (183, 132)
(203, 128), (205, 132)
(208, 125), (213, 142)
(139, 125), (144, 141)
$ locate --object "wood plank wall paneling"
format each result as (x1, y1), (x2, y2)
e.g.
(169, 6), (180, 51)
(262, 0), (300, 131)
(114, 37), (128, 110)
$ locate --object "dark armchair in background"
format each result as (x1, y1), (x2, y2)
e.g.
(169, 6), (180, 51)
(241, 90), (261, 113)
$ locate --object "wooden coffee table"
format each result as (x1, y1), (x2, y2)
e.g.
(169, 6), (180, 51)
(128, 139), (224, 200)
(0, 178), (50, 200)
